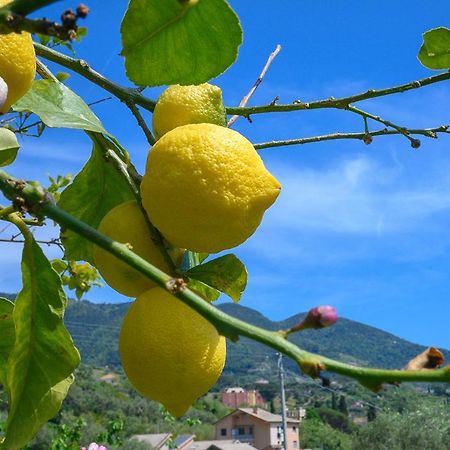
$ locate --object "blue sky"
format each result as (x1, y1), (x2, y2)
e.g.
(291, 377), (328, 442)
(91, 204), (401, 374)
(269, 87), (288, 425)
(2, 1), (450, 350)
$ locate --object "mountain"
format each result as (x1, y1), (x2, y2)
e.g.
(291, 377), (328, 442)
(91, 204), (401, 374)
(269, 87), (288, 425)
(56, 298), (449, 380)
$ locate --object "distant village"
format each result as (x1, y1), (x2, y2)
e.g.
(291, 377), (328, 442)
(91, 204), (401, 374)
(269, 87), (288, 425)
(129, 386), (306, 450)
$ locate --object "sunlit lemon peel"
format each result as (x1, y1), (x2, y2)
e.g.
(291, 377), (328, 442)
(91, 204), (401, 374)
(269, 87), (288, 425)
(141, 123), (281, 253)
(119, 287), (226, 416)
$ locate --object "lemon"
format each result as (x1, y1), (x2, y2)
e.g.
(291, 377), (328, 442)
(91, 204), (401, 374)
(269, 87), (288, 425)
(152, 83), (227, 139)
(93, 200), (175, 297)
(141, 123), (281, 253)
(119, 287), (226, 417)
(0, 0), (36, 114)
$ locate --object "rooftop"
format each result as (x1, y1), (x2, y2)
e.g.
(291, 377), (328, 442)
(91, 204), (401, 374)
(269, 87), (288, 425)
(217, 408), (300, 424)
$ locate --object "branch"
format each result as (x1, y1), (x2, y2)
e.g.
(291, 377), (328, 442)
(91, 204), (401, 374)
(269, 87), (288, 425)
(226, 71), (450, 116)
(228, 44), (282, 127)
(34, 43), (156, 111)
(126, 102), (156, 146)
(346, 105), (421, 148)
(1, 170), (449, 388)
(254, 126), (450, 150)
(0, 2), (89, 41)
(0, 0), (59, 16)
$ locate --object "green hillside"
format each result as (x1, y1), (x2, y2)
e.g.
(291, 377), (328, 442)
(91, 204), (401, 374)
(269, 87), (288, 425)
(59, 298), (450, 378)
(2, 291), (446, 378)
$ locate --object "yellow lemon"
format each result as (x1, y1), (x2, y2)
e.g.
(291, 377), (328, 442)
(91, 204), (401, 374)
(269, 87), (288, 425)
(93, 200), (175, 297)
(141, 123), (281, 253)
(0, 0), (36, 113)
(119, 287), (226, 417)
(152, 83), (227, 139)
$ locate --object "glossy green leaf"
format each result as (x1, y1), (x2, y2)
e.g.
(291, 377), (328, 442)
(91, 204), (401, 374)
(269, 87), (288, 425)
(0, 297), (14, 387)
(2, 237), (80, 450)
(58, 139), (134, 263)
(185, 254), (247, 302)
(0, 128), (20, 167)
(121, 0), (242, 86)
(187, 279), (220, 302)
(418, 27), (450, 70)
(13, 79), (107, 134)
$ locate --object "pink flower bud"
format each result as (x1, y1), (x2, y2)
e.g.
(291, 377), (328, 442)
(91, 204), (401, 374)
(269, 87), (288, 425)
(303, 305), (338, 329)
(0, 76), (8, 112)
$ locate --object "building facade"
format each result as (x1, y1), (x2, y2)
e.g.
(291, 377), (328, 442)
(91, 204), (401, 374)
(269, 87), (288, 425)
(221, 388), (265, 408)
(215, 408), (300, 450)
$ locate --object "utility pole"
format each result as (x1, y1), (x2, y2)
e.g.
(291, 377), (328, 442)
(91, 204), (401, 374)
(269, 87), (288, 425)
(278, 353), (288, 450)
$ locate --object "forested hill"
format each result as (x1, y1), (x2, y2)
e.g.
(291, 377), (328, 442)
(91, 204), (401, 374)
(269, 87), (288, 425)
(1, 292), (446, 379)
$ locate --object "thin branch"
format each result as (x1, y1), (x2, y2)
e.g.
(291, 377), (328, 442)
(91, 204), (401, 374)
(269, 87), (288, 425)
(0, 236), (64, 250)
(254, 126), (450, 150)
(1, 170), (450, 388)
(226, 71), (450, 116)
(1, 0), (60, 16)
(126, 102), (156, 146)
(346, 105), (421, 147)
(228, 44), (282, 127)
(0, 1), (88, 41)
(34, 42), (156, 111)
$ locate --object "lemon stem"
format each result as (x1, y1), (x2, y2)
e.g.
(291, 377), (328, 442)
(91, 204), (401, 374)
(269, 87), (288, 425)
(1, 169), (450, 389)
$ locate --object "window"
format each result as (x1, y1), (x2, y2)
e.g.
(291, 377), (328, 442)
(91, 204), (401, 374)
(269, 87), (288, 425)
(221, 428), (227, 437)
(238, 427), (245, 435)
(293, 441), (298, 448)
(293, 426), (297, 432)
(249, 426), (254, 435)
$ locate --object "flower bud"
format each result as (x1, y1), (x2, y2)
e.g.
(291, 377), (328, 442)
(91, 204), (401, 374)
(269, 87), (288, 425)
(76, 4), (90, 18)
(0, 76), (8, 113)
(303, 305), (338, 329)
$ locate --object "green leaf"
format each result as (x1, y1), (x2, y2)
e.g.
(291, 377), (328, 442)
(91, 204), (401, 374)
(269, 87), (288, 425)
(13, 79), (107, 134)
(0, 298), (14, 387)
(121, 0), (242, 86)
(418, 27), (450, 70)
(187, 279), (220, 302)
(0, 128), (20, 167)
(2, 237), (80, 450)
(58, 139), (135, 263)
(185, 254), (247, 302)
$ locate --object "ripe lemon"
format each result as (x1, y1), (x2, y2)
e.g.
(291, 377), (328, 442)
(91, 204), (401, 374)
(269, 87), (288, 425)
(141, 123), (281, 253)
(119, 287), (226, 417)
(93, 200), (175, 297)
(152, 83), (227, 139)
(0, 0), (36, 113)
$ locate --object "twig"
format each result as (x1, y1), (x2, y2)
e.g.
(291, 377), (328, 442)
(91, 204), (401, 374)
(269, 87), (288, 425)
(0, 236), (64, 251)
(1, 170), (450, 387)
(1, 0), (59, 16)
(126, 102), (156, 146)
(254, 126), (450, 150)
(228, 44), (282, 127)
(34, 43), (156, 111)
(346, 105), (421, 148)
(0, 1), (88, 41)
(226, 71), (450, 116)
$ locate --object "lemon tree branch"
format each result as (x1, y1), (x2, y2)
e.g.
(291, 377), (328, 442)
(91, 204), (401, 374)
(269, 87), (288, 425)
(254, 126), (450, 150)
(226, 71), (450, 116)
(34, 43), (156, 111)
(0, 169), (449, 389)
(0, 0), (58, 16)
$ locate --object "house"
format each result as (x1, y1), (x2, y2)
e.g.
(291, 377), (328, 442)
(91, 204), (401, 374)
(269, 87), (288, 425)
(131, 433), (172, 450)
(215, 408), (300, 450)
(97, 373), (118, 384)
(187, 440), (257, 450)
(131, 433), (195, 450)
(221, 388), (265, 408)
